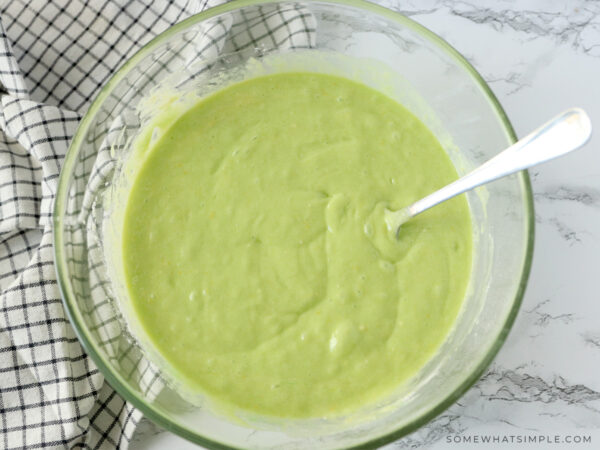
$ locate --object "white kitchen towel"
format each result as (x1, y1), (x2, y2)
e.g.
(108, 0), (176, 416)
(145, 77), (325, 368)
(0, 1), (315, 448)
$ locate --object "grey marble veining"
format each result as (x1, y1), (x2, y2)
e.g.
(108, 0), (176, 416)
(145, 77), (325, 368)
(391, 0), (600, 54)
(132, 1), (600, 448)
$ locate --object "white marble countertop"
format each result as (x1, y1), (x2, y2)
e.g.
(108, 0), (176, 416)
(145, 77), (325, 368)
(131, 1), (600, 448)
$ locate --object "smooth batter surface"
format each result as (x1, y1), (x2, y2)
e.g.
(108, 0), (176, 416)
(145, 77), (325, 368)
(122, 73), (472, 418)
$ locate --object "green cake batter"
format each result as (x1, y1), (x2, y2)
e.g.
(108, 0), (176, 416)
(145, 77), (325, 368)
(122, 72), (472, 418)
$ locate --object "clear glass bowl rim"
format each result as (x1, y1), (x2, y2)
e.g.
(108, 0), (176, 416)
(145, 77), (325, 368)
(53, 0), (535, 448)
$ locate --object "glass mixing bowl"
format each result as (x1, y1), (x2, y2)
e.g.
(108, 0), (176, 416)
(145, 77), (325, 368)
(53, 0), (534, 448)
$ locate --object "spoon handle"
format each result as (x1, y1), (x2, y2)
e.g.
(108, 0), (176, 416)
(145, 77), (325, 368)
(405, 107), (592, 219)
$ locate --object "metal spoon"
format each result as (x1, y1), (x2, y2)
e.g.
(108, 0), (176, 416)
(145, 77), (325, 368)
(385, 107), (592, 236)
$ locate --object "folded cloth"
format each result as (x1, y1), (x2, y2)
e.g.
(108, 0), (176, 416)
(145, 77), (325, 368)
(0, 1), (315, 448)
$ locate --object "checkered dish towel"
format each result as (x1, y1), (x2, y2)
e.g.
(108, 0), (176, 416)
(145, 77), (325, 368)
(0, 1), (316, 448)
